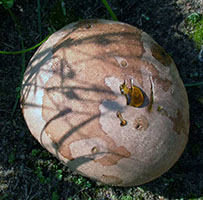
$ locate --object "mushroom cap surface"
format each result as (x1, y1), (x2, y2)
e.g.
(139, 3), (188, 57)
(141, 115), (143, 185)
(21, 19), (189, 187)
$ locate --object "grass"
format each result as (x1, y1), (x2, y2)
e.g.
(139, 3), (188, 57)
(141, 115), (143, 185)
(0, 33), (50, 55)
(0, 0), (118, 119)
(24, 145), (148, 199)
(101, 0), (118, 21)
(0, 1), (26, 119)
(186, 13), (203, 49)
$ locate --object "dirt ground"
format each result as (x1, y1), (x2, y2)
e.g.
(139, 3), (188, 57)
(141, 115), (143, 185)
(0, 0), (203, 199)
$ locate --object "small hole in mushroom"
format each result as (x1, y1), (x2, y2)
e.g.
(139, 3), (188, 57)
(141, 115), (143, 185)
(121, 60), (127, 67)
(135, 124), (142, 130)
(114, 56), (128, 68)
(134, 116), (149, 131)
(91, 146), (99, 154)
(85, 24), (92, 29)
(116, 111), (127, 127)
(120, 120), (127, 126)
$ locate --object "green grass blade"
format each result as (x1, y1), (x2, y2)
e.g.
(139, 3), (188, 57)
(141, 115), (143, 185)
(0, 34), (50, 55)
(101, 0), (118, 21)
(184, 81), (203, 87)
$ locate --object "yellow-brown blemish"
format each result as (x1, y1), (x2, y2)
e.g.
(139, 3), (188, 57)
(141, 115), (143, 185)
(151, 43), (173, 67)
(141, 34), (173, 92)
(120, 79), (144, 108)
(116, 111), (127, 126)
(170, 109), (187, 135)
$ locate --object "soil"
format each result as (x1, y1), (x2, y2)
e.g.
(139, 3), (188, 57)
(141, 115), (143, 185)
(0, 0), (203, 199)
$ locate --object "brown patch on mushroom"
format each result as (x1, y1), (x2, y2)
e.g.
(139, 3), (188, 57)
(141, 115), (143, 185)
(151, 43), (173, 67)
(95, 146), (130, 166)
(155, 76), (172, 92)
(170, 109), (187, 135)
(134, 115), (149, 131)
(145, 64), (172, 92)
(157, 107), (187, 136)
(141, 33), (173, 92)
(101, 174), (123, 185)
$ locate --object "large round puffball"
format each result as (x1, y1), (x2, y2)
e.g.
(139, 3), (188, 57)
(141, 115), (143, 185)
(21, 19), (189, 187)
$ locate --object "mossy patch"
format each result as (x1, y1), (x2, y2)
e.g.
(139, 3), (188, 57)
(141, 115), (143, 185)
(186, 13), (203, 49)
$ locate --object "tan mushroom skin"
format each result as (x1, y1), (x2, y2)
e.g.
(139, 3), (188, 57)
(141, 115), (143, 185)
(21, 19), (189, 186)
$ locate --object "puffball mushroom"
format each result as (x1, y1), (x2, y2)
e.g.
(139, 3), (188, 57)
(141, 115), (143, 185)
(21, 19), (189, 186)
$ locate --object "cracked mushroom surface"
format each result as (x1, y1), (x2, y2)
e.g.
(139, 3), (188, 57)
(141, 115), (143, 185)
(21, 19), (189, 187)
